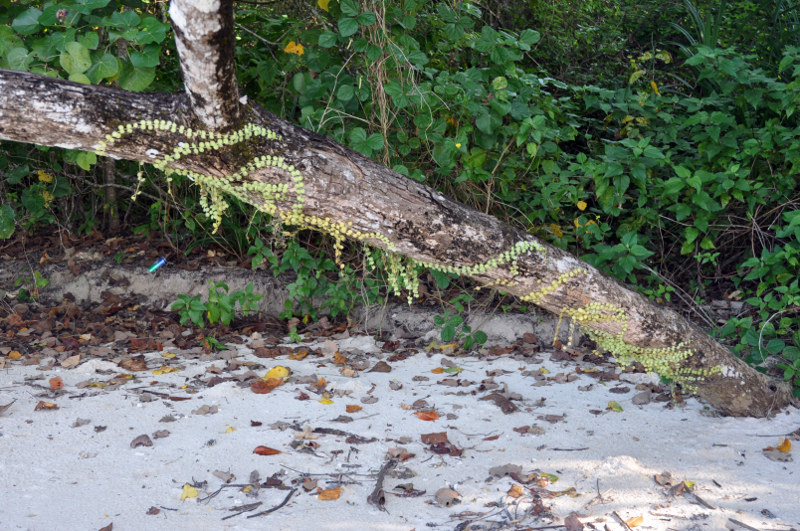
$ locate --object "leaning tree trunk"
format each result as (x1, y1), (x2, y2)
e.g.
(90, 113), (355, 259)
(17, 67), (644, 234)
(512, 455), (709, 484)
(0, 0), (793, 417)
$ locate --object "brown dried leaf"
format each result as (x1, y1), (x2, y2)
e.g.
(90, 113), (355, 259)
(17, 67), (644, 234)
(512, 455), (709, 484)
(421, 432), (449, 445)
(0, 400), (16, 415)
(130, 434), (153, 448)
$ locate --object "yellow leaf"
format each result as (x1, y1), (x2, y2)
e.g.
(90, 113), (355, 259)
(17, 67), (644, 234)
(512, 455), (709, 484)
(626, 515), (644, 527)
(777, 438), (791, 453)
(577, 200), (587, 211)
(8, 350), (22, 360)
(650, 80), (660, 95)
(317, 0), (330, 11)
(455, 143), (462, 148)
(161, 352), (176, 358)
(225, 426), (236, 434)
(318, 486), (341, 500)
(621, 114), (634, 124)
(180, 484), (198, 501)
(607, 400), (623, 412)
(319, 397), (334, 404)
(548, 223), (563, 238)
(37, 169), (53, 183)
(284, 41), (304, 56)
(265, 365), (290, 380)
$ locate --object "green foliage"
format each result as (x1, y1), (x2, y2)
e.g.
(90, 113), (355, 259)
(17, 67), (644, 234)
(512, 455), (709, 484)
(432, 310), (487, 351)
(171, 281), (263, 329)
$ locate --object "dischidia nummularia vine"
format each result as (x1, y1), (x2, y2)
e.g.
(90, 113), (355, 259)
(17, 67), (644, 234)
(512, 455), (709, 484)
(96, 120), (717, 385)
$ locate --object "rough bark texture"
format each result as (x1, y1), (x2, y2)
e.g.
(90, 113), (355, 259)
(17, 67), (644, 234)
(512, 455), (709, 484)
(0, 5), (794, 418)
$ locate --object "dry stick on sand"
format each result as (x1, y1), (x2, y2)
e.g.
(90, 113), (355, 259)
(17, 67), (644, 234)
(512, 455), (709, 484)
(246, 488), (298, 519)
(367, 458), (398, 511)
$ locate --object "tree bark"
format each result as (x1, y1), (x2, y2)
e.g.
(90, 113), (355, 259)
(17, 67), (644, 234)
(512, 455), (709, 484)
(0, 2), (793, 418)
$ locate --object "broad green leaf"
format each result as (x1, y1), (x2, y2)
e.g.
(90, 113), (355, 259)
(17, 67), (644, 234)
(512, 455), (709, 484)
(75, 151), (97, 171)
(68, 72), (91, 84)
(130, 46), (160, 68)
(357, 11), (377, 26)
(87, 52), (119, 82)
(0, 204), (16, 239)
(338, 17), (359, 37)
(365, 133), (384, 151)
(60, 42), (92, 74)
(119, 61), (155, 91)
(12, 8), (42, 35)
(318, 31), (338, 48)
(138, 17), (168, 44)
(337, 84), (355, 101)
(77, 32), (100, 50)
(340, 0), (359, 16)
(6, 47), (33, 71)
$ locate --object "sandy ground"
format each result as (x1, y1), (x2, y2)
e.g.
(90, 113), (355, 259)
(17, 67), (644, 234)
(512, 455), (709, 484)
(1, 330), (799, 531)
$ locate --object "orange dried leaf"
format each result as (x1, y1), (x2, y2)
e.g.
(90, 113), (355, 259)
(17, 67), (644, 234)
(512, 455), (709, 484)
(431, 367), (444, 374)
(346, 405), (362, 413)
(777, 437), (792, 453)
(49, 376), (64, 390)
(8, 350), (22, 360)
(333, 351), (347, 364)
(416, 411), (439, 421)
(316, 377), (327, 387)
(289, 349), (308, 360)
(253, 446), (281, 455)
(251, 378), (283, 394)
(34, 401), (58, 411)
(317, 487), (341, 500)
(626, 515), (644, 527)
(507, 484), (523, 498)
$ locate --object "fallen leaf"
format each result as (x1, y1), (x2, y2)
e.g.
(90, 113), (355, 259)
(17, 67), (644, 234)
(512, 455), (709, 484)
(0, 400), (16, 415)
(507, 484), (523, 498)
(130, 434), (153, 448)
(607, 400), (624, 412)
(435, 487), (461, 507)
(421, 432), (449, 445)
(119, 356), (147, 372)
(777, 438), (792, 453)
(265, 366), (290, 380)
(317, 487), (341, 500)
(369, 361), (392, 372)
(49, 376), (64, 390)
(251, 378), (283, 394)
(333, 351), (348, 364)
(253, 446), (281, 455)
(180, 484), (198, 501)
(564, 513), (584, 531)
(416, 411), (439, 421)
(431, 367), (444, 374)
(626, 515), (644, 527)
(289, 349), (308, 360)
(483, 434), (500, 441)
(302, 478), (318, 491)
(8, 350), (22, 360)
(34, 401), (58, 411)
(346, 404), (362, 413)
(98, 523), (113, 531)
(319, 397), (334, 404)
(61, 354), (81, 368)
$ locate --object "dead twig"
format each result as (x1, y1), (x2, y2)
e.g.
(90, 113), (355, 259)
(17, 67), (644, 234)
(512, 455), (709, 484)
(221, 501), (262, 521)
(246, 488), (297, 518)
(366, 458), (398, 512)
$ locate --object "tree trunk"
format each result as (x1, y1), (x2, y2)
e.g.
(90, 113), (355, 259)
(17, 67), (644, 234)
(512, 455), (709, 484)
(0, 0), (793, 417)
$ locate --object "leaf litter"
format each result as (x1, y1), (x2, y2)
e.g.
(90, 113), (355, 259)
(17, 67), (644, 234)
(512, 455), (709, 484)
(0, 277), (799, 530)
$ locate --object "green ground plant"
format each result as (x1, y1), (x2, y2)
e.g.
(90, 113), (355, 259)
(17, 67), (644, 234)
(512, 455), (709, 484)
(171, 281), (263, 329)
